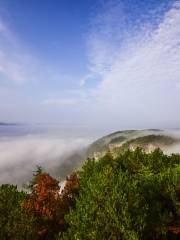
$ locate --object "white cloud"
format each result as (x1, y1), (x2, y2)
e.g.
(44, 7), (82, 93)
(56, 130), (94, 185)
(79, 73), (93, 86)
(0, 19), (37, 83)
(87, 1), (124, 76)
(42, 98), (78, 106)
(42, 88), (92, 108)
(0, 134), (91, 185)
(85, 0), (180, 128)
(1, 1), (180, 129)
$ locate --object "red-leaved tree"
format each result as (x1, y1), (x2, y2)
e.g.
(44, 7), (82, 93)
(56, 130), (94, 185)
(23, 169), (79, 239)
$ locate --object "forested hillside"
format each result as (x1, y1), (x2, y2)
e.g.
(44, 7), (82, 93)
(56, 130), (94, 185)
(0, 149), (180, 239)
(87, 130), (180, 159)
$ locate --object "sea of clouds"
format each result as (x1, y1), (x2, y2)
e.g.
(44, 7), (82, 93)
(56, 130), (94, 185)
(0, 127), (180, 187)
(0, 125), (93, 186)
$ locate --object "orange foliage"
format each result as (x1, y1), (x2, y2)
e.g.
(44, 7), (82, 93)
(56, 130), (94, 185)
(23, 173), (59, 218)
(168, 226), (180, 235)
(61, 172), (79, 204)
(23, 171), (79, 239)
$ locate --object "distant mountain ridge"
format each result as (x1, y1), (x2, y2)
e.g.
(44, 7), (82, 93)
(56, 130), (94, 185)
(86, 129), (180, 159)
(0, 122), (18, 126)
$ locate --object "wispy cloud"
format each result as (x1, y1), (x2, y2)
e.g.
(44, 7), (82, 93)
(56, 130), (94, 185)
(0, 18), (76, 86)
(42, 89), (91, 107)
(1, 1), (180, 128)
(0, 18), (39, 83)
(84, 0), (180, 128)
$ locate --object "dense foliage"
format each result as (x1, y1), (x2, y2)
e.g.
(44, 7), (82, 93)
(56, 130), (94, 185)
(0, 148), (179, 239)
(119, 135), (178, 152)
(61, 148), (180, 240)
(0, 169), (79, 240)
(23, 169), (79, 239)
(0, 184), (38, 239)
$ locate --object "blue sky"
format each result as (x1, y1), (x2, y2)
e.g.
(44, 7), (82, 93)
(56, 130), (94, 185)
(0, 0), (91, 86)
(0, 0), (180, 130)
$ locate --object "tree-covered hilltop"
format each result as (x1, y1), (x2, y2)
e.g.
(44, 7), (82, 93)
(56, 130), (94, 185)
(118, 135), (179, 152)
(86, 130), (180, 159)
(0, 149), (180, 239)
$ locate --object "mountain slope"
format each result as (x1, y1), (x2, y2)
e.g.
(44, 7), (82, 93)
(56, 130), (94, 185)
(87, 129), (180, 159)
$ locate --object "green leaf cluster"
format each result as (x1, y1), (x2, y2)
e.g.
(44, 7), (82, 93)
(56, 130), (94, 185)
(61, 148), (180, 240)
(0, 184), (38, 239)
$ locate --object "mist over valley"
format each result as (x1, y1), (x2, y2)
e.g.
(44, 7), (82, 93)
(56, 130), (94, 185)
(0, 124), (180, 187)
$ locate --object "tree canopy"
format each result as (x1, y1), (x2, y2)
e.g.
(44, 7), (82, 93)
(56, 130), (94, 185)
(61, 149), (180, 240)
(0, 148), (179, 239)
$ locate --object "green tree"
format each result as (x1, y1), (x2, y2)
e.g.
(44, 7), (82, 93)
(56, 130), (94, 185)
(60, 149), (180, 240)
(0, 184), (38, 240)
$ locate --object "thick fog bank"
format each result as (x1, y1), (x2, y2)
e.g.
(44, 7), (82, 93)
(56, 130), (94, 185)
(0, 135), (92, 186)
(0, 128), (180, 187)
